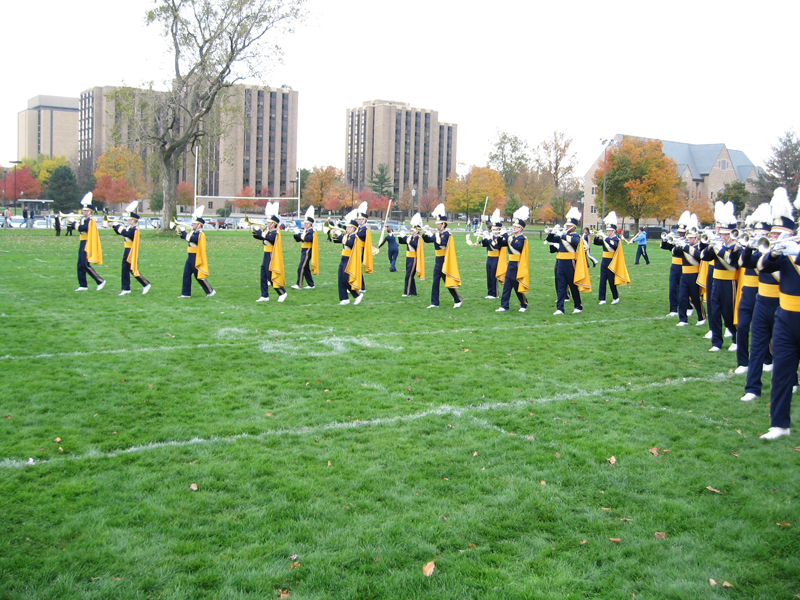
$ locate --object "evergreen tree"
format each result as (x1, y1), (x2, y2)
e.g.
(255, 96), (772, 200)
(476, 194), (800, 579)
(369, 164), (394, 198)
(46, 165), (81, 212)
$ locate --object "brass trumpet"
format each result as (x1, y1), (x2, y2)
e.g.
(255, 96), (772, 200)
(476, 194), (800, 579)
(103, 214), (127, 228)
(169, 218), (191, 233)
(57, 211), (80, 225)
(243, 215), (267, 232)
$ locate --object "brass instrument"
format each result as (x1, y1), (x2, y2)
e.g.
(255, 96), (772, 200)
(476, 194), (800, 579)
(759, 234), (800, 255)
(544, 225), (564, 235)
(243, 215), (267, 232)
(169, 218), (191, 233)
(103, 214), (127, 228)
(57, 211), (80, 225)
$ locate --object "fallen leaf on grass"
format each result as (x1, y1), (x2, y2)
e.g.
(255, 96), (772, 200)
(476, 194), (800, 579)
(731, 451), (739, 457)
(554, 452), (560, 458)
(706, 486), (722, 494)
(580, 540), (587, 545)
(540, 480), (546, 485)
(464, 348), (470, 352)
(709, 579), (718, 586)
(654, 532), (666, 539)
(722, 582), (733, 588)
(648, 447), (659, 456)
(468, 543), (477, 548)
(608, 538), (621, 543)
(279, 589), (291, 599)
(189, 483), (198, 491)
(422, 561), (435, 577)
(54, 437), (61, 443)
(607, 456), (617, 466)
(265, 412), (273, 417)
(3, 415), (10, 419)
(601, 507), (612, 511)
(473, 451), (479, 456)
(776, 522), (791, 527)
(289, 561), (301, 570)
(793, 447), (800, 452)
(327, 461), (331, 467)
(618, 518), (633, 522)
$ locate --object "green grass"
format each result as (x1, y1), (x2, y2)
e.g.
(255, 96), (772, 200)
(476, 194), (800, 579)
(1, 228), (799, 599)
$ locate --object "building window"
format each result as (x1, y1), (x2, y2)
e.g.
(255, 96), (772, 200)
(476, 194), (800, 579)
(718, 159), (728, 170)
(590, 205), (597, 214)
(208, 201), (213, 209)
(591, 186), (596, 196)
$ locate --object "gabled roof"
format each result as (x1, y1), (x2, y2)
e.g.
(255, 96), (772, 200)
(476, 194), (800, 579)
(617, 135), (755, 183)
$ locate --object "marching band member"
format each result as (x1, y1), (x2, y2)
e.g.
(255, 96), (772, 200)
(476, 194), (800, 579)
(741, 194), (790, 400)
(552, 206), (589, 315)
(178, 206), (215, 298)
(675, 215), (706, 327)
(594, 211), (630, 305)
(291, 206), (319, 290)
(495, 206), (530, 313)
(422, 203), (463, 309)
(75, 192), (105, 292)
(397, 213), (425, 297)
(754, 190), (800, 440)
(662, 211), (691, 316)
(355, 202), (373, 293)
(336, 208), (364, 305)
(480, 209), (506, 299)
(700, 202), (739, 352)
(112, 201), (150, 296)
(252, 202), (287, 303)
(733, 205), (771, 374)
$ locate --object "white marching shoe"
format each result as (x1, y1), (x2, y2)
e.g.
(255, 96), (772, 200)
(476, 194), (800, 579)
(354, 294), (363, 305)
(142, 284), (151, 295)
(339, 299), (350, 305)
(118, 290), (131, 296)
(676, 322), (688, 327)
(485, 295), (498, 299)
(96, 281), (106, 291)
(724, 328), (733, 338)
(666, 312), (678, 317)
(709, 346), (721, 352)
(256, 296), (269, 302)
(572, 308), (582, 314)
(687, 309), (694, 317)
(741, 393), (758, 402)
(496, 307), (507, 312)
(75, 287), (88, 292)
(611, 298), (620, 305)
(734, 365), (748, 374)
(763, 364), (773, 372)
(427, 304), (439, 309)
(291, 284), (301, 290)
(761, 427), (790, 440)
(277, 292), (287, 303)
(453, 301), (462, 308)
(207, 290), (216, 298)
(599, 300), (607, 305)
(696, 319), (706, 326)
(704, 331), (713, 339)
(519, 307), (527, 313)
(728, 343), (738, 352)
(553, 310), (564, 315)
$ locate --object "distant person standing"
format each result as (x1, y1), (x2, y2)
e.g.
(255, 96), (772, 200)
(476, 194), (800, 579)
(630, 227), (650, 265)
(22, 208), (28, 228)
(378, 226), (399, 271)
(3, 207), (11, 228)
(54, 214), (62, 236)
(29, 207), (34, 227)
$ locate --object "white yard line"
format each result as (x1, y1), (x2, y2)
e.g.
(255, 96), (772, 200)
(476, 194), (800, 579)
(0, 374), (733, 469)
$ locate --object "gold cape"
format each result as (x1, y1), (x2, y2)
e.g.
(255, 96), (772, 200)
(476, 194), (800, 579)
(697, 261), (709, 298)
(269, 231), (286, 288)
(415, 236), (426, 280)
(310, 231), (320, 275)
(609, 241), (631, 286)
(358, 228), (374, 274)
(345, 234), (363, 290)
(516, 239), (530, 294)
(494, 247), (509, 284)
(86, 218), (103, 265)
(443, 233), (461, 289)
(195, 231), (210, 280)
(127, 228), (141, 277)
(574, 239), (592, 293)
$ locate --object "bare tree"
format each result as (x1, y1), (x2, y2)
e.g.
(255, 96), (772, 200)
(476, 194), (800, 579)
(132, 0), (305, 231)
(534, 131), (577, 195)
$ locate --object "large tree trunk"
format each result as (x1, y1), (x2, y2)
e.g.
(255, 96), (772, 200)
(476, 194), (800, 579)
(160, 154), (178, 233)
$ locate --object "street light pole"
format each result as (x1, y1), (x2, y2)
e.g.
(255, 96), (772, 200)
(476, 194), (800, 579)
(599, 139), (613, 223)
(10, 160), (21, 215)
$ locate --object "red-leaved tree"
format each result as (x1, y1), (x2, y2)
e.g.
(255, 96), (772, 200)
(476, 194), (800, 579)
(1, 166), (42, 201)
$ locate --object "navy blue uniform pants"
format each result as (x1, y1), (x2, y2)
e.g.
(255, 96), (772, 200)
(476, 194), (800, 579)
(77, 240), (103, 287)
(744, 296), (778, 397)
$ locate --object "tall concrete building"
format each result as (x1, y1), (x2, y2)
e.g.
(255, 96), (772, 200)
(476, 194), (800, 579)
(73, 84), (299, 212)
(345, 99), (457, 197)
(18, 95), (79, 161)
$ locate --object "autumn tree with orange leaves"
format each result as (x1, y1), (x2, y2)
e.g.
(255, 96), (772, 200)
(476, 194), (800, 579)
(593, 137), (681, 229)
(304, 166), (342, 214)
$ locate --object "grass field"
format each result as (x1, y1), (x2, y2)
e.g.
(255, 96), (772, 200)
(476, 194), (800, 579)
(1, 227), (799, 599)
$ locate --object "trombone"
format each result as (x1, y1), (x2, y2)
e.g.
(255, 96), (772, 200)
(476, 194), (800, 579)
(169, 218), (191, 233)
(243, 215), (267, 232)
(57, 211), (80, 225)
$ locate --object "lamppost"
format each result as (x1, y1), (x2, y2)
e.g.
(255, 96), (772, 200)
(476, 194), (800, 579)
(599, 139), (615, 224)
(411, 188), (416, 215)
(10, 160), (21, 215)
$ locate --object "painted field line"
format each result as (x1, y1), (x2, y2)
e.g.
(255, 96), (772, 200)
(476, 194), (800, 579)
(0, 373), (733, 469)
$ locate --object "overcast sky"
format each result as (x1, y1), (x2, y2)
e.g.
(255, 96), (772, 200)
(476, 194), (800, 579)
(1, 0), (795, 182)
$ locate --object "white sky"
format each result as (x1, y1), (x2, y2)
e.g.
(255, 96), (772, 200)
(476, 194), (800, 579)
(1, 0), (796, 182)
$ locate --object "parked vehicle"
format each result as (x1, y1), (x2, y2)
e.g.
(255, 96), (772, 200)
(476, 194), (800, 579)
(7, 216), (25, 228)
(32, 217), (48, 229)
